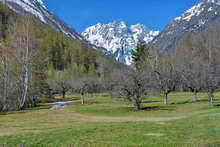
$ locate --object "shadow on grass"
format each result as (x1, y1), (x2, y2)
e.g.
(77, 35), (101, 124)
(196, 98), (220, 103)
(141, 106), (176, 111)
(205, 141), (220, 147)
(142, 100), (161, 103)
(213, 104), (220, 107)
(55, 97), (80, 101)
(170, 98), (220, 105)
(0, 111), (27, 115)
(0, 103), (52, 116)
(170, 100), (194, 105)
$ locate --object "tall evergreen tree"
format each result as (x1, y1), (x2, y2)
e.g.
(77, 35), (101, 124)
(132, 40), (149, 71)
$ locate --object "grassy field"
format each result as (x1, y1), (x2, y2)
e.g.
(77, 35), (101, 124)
(1, 92), (220, 146)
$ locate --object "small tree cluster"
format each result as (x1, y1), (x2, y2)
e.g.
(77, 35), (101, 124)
(175, 29), (220, 104)
(153, 59), (180, 104)
(49, 75), (103, 104)
(70, 76), (102, 104)
(115, 70), (150, 110)
(115, 28), (220, 110)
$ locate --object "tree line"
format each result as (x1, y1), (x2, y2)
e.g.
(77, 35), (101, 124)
(48, 27), (220, 111)
(119, 27), (220, 110)
(0, 4), (121, 112)
(1, 3), (220, 112)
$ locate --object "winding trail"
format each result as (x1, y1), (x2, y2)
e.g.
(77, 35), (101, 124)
(0, 100), (212, 136)
(49, 100), (210, 123)
(65, 109), (209, 123)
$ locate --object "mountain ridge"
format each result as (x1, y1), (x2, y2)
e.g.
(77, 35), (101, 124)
(0, 0), (84, 41)
(82, 21), (159, 65)
(2, 0), (218, 66)
(153, 0), (220, 54)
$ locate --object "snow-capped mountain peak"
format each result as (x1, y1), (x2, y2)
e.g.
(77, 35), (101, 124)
(153, 0), (220, 54)
(36, 0), (45, 6)
(112, 20), (127, 28)
(82, 21), (159, 65)
(174, 0), (220, 22)
(3, 0), (47, 22)
(130, 24), (147, 34)
(174, 2), (204, 21)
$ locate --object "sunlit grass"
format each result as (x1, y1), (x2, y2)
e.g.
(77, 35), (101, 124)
(1, 92), (220, 146)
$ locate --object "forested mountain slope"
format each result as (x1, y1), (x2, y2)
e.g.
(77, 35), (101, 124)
(0, 4), (125, 111)
(0, 0), (84, 40)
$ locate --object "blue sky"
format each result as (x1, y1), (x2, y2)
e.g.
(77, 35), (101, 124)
(44, 0), (200, 32)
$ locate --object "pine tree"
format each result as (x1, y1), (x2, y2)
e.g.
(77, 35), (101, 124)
(132, 40), (147, 71)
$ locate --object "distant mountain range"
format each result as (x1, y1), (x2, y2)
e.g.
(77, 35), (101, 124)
(82, 0), (220, 64)
(2, 0), (220, 65)
(153, 0), (220, 54)
(82, 21), (159, 65)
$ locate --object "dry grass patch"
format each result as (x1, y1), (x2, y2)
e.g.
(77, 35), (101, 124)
(144, 133), (165, 137)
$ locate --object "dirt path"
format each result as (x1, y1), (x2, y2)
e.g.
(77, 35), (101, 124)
(64, 100), (209, 123)
(68, 110), (208, 123)
(0, 103), (210, 136)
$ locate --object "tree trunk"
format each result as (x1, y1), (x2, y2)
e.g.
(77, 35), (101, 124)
(134, 100), (142, 110)
(208, 92), (214, 106)
(81, 94), (85, 104)
(163, 93), (168, 105)
(2, 57), (8, 111)
(19, 23), (30, 110)
(62, 91), (65, 99)
(134, 103), (141, 110)
(19, 64), (29, 110)
(192, 90), (198, 102)
(133, 95), (142, 110)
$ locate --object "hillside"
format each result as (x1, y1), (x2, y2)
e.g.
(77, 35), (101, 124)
(0, 3), (126, 111)
(153, 0), (220, 54)
(0, 0), (84, 40)
(0, 3), (123, 74)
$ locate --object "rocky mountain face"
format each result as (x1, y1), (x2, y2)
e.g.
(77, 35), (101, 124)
(82, 21), (159, 65)
(3, 0), (218, 66)
(0, 0), (84, 41)
(154, 0), (220, 54)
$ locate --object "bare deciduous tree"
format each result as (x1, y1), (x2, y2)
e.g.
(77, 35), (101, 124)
(51, 79), (72, 99)
(197, 29), (220, 105)
(181, 66), (204, 102)
(70, 76), (102, 104)
(115, 70), (149, 110)
(176, 33), (206, 102)
(153, 57), (180, 104)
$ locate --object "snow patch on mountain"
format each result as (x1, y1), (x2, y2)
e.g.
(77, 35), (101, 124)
(0, 0), (84, 41)
(207, 0), (220, 5)
(174, 2), (204, 21)
(4, 0), (46, 22)
(174, 0), (220, 22)
(82, 21), (159, 65)
(36, 0), (46, 8)
(154, 0), (220, 54)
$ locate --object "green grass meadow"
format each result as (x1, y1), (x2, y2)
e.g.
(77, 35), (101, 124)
(1, 92), (220, 146)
